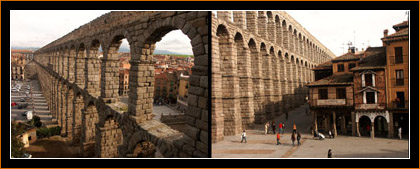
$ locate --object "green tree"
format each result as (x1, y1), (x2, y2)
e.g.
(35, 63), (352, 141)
(27, 115), (42, 128)
(11, 121), (24, 158)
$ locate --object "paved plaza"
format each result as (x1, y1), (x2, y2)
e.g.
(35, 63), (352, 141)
(212, 105), (409, 158)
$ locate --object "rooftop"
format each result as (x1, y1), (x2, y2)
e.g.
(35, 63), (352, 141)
(351, 47), (386, 71)
(332, 52), (360, 63)
(307, 73), (353, 87)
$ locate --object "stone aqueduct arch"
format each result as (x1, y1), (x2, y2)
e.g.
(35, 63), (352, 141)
(33, 11), (208, 158)
(212, 11), (335, 142)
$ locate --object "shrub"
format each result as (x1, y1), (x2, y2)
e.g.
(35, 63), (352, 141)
(27, 115), (42, 128)
(36, 126), (61, 138)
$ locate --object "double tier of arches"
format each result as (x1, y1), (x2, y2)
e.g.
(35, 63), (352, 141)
(33, 11), (208, 158)
(212, 11), (334, 142)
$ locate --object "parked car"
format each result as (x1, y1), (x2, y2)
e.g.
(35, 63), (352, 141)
(11, 102), (17, 107)
(22, 153), (32, 158)
(20, 98), (25, 102)
(18, 103), (28, 109)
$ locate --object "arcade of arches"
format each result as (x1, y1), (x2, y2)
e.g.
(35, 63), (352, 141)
(33, 11), (208, 158)
(211, 11), (335, 142)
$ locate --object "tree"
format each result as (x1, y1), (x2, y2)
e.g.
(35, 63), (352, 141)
(11, 121), (25, 158)
(27, 115), (42, 128)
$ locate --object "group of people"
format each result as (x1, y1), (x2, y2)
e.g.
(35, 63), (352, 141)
(264, 121), (284, 135)
(276, 122), (301, 146)
(241, 121), (303, 147)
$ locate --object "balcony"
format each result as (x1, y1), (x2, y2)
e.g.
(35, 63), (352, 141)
(391, 78), (406, 87)
(390, 101), (408, 109)
(389, 55), (407, 65)
(317, 99), (346, 106)
(357, 103), (384, 110)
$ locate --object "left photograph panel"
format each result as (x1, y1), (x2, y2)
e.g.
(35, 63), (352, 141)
(10, 11), (209, 158)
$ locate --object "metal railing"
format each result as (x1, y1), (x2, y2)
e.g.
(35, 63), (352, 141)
(391, 101), (408, 109)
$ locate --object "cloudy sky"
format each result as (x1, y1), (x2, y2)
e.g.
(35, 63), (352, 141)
(284, 10), (409, 56)
(11, 10), (409, 56)
(10, 10), (193, 55)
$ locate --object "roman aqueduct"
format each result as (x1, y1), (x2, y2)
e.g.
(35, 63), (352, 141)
(33, 11), (208, 158)
(211, 11), (335, 142)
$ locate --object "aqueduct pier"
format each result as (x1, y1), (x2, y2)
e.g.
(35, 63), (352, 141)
(32, 11), (208, 158)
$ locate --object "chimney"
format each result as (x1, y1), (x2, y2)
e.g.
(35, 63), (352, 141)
(384, 29), (388, 37)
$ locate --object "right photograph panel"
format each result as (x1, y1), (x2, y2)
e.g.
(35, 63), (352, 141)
(211, 10), (409, 158)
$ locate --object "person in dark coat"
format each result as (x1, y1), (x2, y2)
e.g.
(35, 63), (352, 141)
(328, 149), (332, 158)
(297, 132), (301, 146)
(291, 133), (296, 146)
(271, 121), (276, 134)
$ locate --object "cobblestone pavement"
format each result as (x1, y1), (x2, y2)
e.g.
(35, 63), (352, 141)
(212, 104), (409, 158)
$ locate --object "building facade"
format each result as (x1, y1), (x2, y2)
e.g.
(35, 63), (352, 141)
(351, 47), (389, 138)
(382, 21), (409, 138)
(308, 20), (409, 139)
(308, 51), (357, 136)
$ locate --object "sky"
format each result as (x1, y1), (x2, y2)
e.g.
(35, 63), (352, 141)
(10, 10), (193, 55)
(284, 10), (408, 56)
(11, 10), (409, 57)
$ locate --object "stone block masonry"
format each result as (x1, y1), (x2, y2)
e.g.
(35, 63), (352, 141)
(33, 11), (208, 158)
(212, 11), (335, 142)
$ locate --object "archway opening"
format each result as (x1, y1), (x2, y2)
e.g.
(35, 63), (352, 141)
(117, 38), (131, 98)
(359, 116), (371, 137)
(374, 116), (388, 138)
(151, 29), (193, 134)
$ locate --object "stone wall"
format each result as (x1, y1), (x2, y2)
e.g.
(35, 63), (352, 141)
(33, 11), (208, 158)
(212, 11), (336, 142)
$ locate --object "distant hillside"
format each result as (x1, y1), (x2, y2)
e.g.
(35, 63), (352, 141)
(153, 49), (185, 55)
(11, 46), (40, 51)
(118, 47), (189, 56)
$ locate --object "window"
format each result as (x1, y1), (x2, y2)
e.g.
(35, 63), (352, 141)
(348, 63), (356, 70)
(366, 92), (375, 104)
(395, 47), (403, 64)
(319, 89), (328, 100)
(337, 64), (344, 72)
(365, 74), (373, 87)
(336, 88), (346, 99)
(396, 70), (404, 86)
(396, 92), (405, 108)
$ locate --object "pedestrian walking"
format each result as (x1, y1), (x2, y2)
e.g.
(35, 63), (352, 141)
(398, 127), (402, 140)
(276, 133), (281, 145)
(271, 121), (276, 135)
(297, 132), (301, 146)
(332, 128), (335, 138)
(241, 130), (247, 143)
(367, 124), (371, 136)
(291, 133), (296, 146)
(328, 149), (332, 158)
(293, 123), (297, 135)
(285, 112), (289, 121)
(328, 130), (332, 138)
(282, 122), (285, 134)
(264, 122), (269, 134)
(279, 122), (283, 134)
